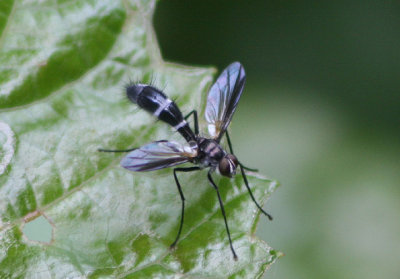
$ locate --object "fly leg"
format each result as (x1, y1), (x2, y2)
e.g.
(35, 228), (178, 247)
(239, 164), (273, 220)
(225, 130), (273, 220)
(225, 130), (258, 171)
(207, 170), (238, 260)
(170, 166), (201, 248)
(239, 165), (259, 172)
(184, 110), (199, 136)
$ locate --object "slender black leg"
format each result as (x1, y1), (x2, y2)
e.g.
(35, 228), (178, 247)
(225, 130), (234, 154)
(170, 166), (201, 248)
(98, 147), (137, 153)
(225, 131), (258, 172)
(184, 110), (199, 135)
(225, 131), (271, 219)
(240, 165), (259, 172)
(239, 164), (273, 220)
(207, 170), (238, 261)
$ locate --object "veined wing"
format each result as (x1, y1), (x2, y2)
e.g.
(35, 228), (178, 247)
(205, 62), (246, 141)
(120, 140), (197, 172)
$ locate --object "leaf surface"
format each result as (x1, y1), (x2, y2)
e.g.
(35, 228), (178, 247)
(0, 0), (279, 278)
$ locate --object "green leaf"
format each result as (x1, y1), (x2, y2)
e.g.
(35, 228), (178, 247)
(0, 0), (280, 277)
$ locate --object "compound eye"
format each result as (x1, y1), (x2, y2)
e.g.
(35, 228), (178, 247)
(218, 155), (237, 177)
(218, 158), (231, 177)
(226, 154), (239, 167)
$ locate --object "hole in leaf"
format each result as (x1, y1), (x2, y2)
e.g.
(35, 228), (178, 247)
(23, 215), (53, 244)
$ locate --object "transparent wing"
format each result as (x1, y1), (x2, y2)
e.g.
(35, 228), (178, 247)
(205, 62), (246, 141)
(120, 140), (196, 172)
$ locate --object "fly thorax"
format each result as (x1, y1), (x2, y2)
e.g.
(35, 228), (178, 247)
(197, 138), (225, 167)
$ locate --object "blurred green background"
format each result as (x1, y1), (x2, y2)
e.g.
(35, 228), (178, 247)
(154, 1), (400, 278)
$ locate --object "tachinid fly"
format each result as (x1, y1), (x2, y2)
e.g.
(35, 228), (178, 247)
(99, 62), (272, 260)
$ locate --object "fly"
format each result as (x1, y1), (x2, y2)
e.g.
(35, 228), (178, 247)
(99, 62), (272, 260)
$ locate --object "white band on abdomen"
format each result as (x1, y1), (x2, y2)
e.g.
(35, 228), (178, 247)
(153, 99), (172, 117)
(173, 120), (187, 131)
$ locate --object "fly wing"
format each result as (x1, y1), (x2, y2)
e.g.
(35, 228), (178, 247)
(120, 140), (196, 172)
(205, 62), (246, 141)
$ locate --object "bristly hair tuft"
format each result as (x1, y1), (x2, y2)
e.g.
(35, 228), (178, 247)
(123, 71), (161, 91)
(148, 71), (157, 87)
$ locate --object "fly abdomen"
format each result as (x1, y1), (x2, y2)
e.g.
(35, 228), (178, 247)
(126, 84), (196, 142)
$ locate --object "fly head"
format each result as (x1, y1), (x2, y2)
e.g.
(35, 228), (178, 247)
(218, 153), (239, 177)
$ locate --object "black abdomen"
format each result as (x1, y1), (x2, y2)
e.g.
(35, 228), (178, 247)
(126, 84), (195, 142)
